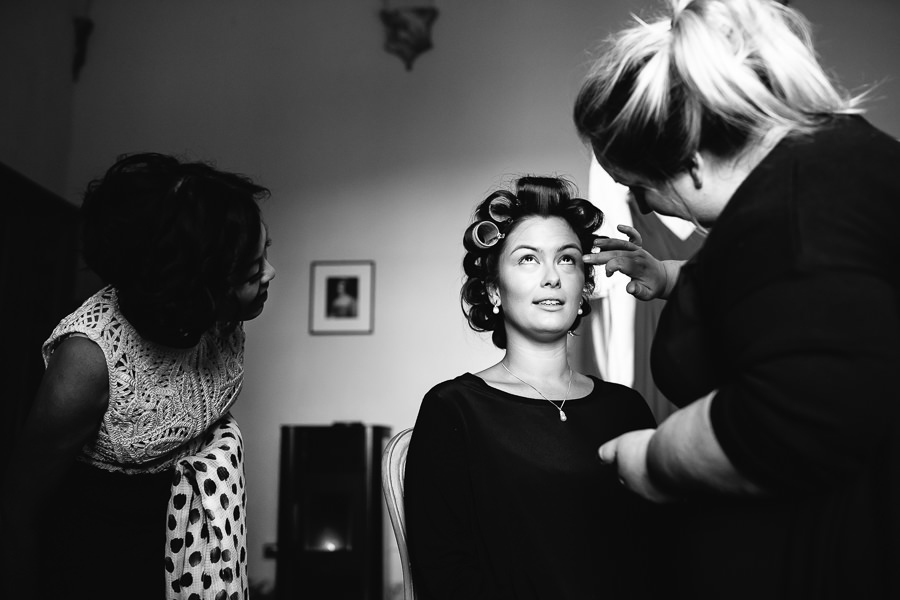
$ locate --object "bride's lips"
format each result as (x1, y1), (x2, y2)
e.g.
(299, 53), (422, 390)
(534, 298), (565, 310)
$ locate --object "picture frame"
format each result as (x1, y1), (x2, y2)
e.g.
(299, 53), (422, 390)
(309, 260), (375, 335)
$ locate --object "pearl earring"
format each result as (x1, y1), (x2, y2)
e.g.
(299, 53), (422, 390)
(493, 304), (500, 314)
(577, 300), (583, 315)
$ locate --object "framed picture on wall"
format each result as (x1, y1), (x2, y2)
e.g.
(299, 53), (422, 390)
(309, 260), (375, 335)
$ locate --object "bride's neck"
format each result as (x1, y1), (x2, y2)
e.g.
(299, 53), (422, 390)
(501, 338), (571, 381)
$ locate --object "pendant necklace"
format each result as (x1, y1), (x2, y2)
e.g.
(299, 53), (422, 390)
(500, 361), (572, 422)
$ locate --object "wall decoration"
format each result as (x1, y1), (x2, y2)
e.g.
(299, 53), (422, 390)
(309, 261), (375, 335)
(380, 3), (439, 70)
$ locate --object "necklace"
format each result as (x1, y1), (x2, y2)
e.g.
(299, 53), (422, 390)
(500, 361), (572, 422)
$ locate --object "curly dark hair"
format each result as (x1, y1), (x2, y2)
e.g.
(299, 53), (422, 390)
(81, 152), (269, 347)
(460, 176), (603, 349)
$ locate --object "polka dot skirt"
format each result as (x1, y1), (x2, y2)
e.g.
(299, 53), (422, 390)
(165, 414), (248, 600)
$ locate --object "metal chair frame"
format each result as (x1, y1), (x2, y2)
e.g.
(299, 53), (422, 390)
(381, 427), (416, 600)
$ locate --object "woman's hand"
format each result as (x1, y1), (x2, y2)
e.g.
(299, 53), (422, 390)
(598, 429), (680, 503)
(601, 395), (764, 503)
(583, 225), (678, 300)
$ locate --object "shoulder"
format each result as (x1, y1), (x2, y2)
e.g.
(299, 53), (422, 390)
(409, 375), (480, 450)
(587, 376), (656, 425)
(730, 116), (899, 216)
(779, 116), (900, 199)
(780, 117), (898, 194)
(588, 377), (645, 403)
(802, 115), (900, 158)
(695, 116), (900, 295)
(43, 286), (117, 361)
(424, 373), (481, 396)
(47, 335), (108, 377)
(41, 335), (110, 417)
(782, 116), (900, 267)
(421, 374), (481, 407)
(414, 374), (483, 424)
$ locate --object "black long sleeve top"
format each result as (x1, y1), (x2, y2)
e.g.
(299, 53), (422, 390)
(404, 373), (660, 600)
(652, 115), (900, 599)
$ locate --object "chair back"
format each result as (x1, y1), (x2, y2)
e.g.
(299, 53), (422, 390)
(382, 427), (416, 600)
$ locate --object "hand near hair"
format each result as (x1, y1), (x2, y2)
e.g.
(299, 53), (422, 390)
(583, 225), (682, 301)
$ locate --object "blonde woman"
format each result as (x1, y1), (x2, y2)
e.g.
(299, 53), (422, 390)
(574, 0), (900, 598)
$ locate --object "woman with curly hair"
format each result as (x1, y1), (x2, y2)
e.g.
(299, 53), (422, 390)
(2, 153), (275, 600)
(403, 176), (659, 599)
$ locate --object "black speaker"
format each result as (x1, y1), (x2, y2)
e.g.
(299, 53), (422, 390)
(275, 422), (391, 600)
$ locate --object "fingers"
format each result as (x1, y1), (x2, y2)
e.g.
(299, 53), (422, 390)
(584, 230), (643, 266)
(604, 255), (637, 274)
(599, 438), (629, 487)
(583, 250), (638, 268)
(602, 256), (648, 284)
(616, 224), (643, 246)
(625, 281), (653, 300)
(598, 438), (618, 465)
(588, 236), (641, 254)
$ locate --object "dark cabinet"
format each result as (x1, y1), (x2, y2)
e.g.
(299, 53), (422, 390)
(276, 423), (391, 600)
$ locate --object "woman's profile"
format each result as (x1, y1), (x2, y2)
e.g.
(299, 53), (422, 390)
(2, 152), (275, 600)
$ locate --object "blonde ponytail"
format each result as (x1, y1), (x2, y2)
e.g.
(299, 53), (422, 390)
(574, 0), (865, 182)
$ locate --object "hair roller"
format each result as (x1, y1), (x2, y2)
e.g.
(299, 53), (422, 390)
(485, 192), (519, 223)
(565, 198), (604, 233)
(463, 220), (506, 252)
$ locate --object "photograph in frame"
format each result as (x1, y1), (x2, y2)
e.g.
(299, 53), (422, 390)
(309, 260), (375, 335)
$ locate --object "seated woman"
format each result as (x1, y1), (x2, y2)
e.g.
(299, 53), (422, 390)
(404, 176), (660, 600)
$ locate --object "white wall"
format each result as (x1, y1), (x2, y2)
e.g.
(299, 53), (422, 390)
(63, 0), (637, 592)
(14, 0), (896, 594)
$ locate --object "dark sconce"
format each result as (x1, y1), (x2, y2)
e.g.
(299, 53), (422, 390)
(73, 16), (94, 81)
(379, 3), (439, 71)
(73, 0), (94, 81)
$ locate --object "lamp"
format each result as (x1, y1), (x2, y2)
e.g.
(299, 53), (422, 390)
(380, 1), (439, 71)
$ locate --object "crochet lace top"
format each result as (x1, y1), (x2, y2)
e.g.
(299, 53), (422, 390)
(42, 286), (245, 474)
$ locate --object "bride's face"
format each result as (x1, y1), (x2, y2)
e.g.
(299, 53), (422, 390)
(490, 216), (585, 344)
